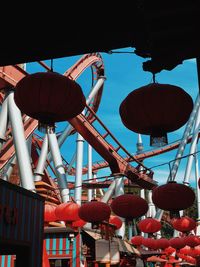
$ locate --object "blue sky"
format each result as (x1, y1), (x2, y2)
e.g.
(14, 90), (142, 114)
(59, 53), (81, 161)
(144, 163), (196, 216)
(26, 48), (199, 188)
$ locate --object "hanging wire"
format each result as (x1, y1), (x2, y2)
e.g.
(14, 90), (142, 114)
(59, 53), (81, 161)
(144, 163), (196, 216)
(50, 59), (54, 72)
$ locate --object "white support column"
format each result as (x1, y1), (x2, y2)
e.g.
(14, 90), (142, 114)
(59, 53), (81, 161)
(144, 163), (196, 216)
(34, 134), (48, 181)
(101, 180), (116, 203)
(7, 91), (35, 191)
(74, 133), (84, 205)
(195, 149), (200, 235)
(0, 94), (8, 149)
(48, 76), (106, 162)
(168, 94), (200, 182)
(115, 176), (125, 238)
(47, 131), (69, 202)
(2, 156), (17, 181)
(183, 103), (200, 185)
(155, 94), (200, 219)
(87, 144), (93, 201)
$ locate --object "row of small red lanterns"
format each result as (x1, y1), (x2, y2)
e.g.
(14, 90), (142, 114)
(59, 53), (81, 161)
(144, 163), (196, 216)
(44, 201), (123, 230)
(131, 235), (200, 250)
(45, 184), (196, 230)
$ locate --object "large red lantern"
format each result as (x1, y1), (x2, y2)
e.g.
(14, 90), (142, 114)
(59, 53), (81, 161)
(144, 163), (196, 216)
(138, 217), (161, 233)
(44, 204), (57, 222)
(55, 202), (80, 222)
(172, 216), (196, 233)
(109, 215), (123, 230)
(14, 72), (86, 131)
(152, 181), (195, 218)
(110, 194), (148, 221)
(169, 237), (186, 249)
(119, 83), (193, 147)
(78, 200), (111, 223)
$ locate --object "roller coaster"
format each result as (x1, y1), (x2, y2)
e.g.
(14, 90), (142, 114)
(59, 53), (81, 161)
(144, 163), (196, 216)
(0, 53), (197, 204)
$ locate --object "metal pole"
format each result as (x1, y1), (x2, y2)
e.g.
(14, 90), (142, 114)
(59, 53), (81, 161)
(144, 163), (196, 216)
(115, 176), (125, 238)
(101, 180), (116, 203)
(168, 93), (200, 182)
(0, 93), (8, 149)
(34, 134), (48, 181)
(7, 91), (35, 191)
(87, 144), (93, 201)
(128, 221), (133, 239)
(48, 76), (106, 161)
(47, 130), (69, 202)
(195, 148), (200, 235)
(74, 133), (84, 205)
(93, 172), (97, 199)
(2, 156), (17, 181)
(155, 94), (200, 219)
(183, 103), (200, 185)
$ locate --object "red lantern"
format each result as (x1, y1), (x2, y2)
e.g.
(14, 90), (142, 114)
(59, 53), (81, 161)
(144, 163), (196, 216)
(184, 235), (200, 248)
(164, 246), (176, 255)
(131, 236), (144, 246)
(14, 72), (86, 131)
(143, 238), (158, 250)
(110, 194), (148, 220)
(180, 246), (191, 255)
(119, 83), (193, 147)
(55, 202), (80, 222)
(72, 218), (86, 229)
(152, 181), (195, 218)
(156, 238), (170, 249)
(138, 217), (161, 233)
(109, 215), (122, 230)
(169, 237), (186, 249)
(172, 216), (196, 233)
(78, 200), (111, 223)
(44, 204), (57, 222)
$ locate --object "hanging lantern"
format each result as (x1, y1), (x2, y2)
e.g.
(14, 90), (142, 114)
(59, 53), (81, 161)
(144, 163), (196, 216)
(180, 246), (191, 255)
(44, 204), (57, 222)
(143, 238), (158, 250)
(110, 194), (148, 221)
(137, 217), (161, 233)
(119, 83), (193, 147)
(164, 246), (176, 255)
(152, 181), (195, 218)
(14, 72), (86, 132)
(131, 236), (144, 247)
(184, 235), (200, 248)
(78, 200), (111, 224)
(156, 238), (170, 249)
(72, 218), (86, 229)
(55, 202), (80, 222)
(109, 215), (123, 230)
(169, 237), (186, 249)
(172, 216), (196, 233)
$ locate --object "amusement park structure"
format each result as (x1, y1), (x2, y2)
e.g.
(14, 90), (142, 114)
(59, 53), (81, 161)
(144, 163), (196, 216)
(0, 49), (200, 267)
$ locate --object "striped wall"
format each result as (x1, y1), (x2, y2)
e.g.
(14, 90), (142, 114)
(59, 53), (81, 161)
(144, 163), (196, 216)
(44, 233), (80, 267)
(0, 255), (15, 267)
(0, 179), (44, 267)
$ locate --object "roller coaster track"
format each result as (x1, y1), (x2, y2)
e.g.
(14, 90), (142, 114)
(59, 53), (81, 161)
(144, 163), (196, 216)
(0, 53), (104, 169)
(79, 133), (200, 175)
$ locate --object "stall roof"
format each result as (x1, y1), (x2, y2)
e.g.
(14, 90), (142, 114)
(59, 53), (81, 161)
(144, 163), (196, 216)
(0, 2), (199, 73)
(82, 229), (140, 256)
